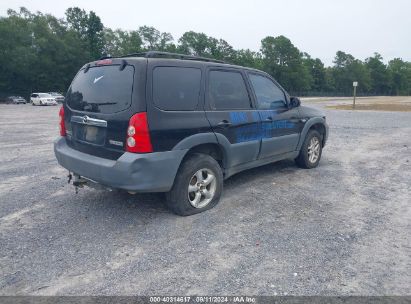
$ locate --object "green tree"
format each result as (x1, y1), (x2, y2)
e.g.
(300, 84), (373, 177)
(324, 67), (336, 93)
(208, 38), (236, 61)
(65, 7), (88, 37)
(261, 35), (311, 94)
(388, 58), (411, 95)
(232, 49), (262, 69)
(302, 53), (326, 93)
(178, 31), (211, 56)
(332, 51), (371, 95)
(138, 25), (160, 50)
(65, 7), (104, 60)
(158, 32), (175, 51)
(365, 53), (391, 95)
(1, 7), (410, 99)
(103, 28), (142, 56)
(86, 11), (104, 59)
(138, 26), (174, 51)
(0, 7), (88, 97)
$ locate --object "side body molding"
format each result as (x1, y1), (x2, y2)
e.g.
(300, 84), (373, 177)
(172, 132), (219, 150)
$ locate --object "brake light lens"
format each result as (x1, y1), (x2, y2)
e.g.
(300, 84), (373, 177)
(96, 59), (112, 65)
(126, 112), (153, 153)
(59, 106), (66, 136)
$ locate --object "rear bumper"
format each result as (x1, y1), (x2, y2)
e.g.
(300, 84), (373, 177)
(54, 137), (187, 192)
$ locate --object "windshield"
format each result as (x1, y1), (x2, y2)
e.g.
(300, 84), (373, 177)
(39, 93), (52, 98)
(66, 65), (134, 114)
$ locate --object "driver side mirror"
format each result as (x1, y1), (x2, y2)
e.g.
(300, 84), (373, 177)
(290, 96), (301, 108)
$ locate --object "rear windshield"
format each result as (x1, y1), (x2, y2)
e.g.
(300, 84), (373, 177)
(66, 65), (134, 113)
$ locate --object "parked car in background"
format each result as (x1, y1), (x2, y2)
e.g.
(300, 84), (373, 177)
(6, 96), (27, 104)
(48, 92), (65, 103)
(30, 93), (57, 106)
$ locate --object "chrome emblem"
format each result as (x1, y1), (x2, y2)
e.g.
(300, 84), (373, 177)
(82, 115), (89, 123)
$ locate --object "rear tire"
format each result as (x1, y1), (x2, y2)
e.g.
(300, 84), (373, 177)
(295, 130), (323, 169)
(165, 153), (223, 216)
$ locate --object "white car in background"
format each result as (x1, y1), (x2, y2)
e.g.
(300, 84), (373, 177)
(48, 92), (65, 103)
(6, 96), (27, 104)
(30, 93), (57, 106)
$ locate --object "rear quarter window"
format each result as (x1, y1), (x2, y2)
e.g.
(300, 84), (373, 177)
(152, 67), (201, 111)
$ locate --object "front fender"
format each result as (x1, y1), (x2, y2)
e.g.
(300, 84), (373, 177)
(296, 117), (328, 151)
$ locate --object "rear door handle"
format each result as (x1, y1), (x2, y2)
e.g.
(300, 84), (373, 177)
(217, 120), (232, 128)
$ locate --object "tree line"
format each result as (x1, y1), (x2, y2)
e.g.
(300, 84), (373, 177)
(1, 7), (410, 99)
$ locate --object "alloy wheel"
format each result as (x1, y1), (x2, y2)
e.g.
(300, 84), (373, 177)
(188, 168), (217, 208)
(307, 136), (321, 164)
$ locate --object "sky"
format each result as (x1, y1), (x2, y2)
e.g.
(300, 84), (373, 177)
(1, 0), (410, 66)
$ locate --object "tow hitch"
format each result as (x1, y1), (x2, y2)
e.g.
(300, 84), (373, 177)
(67, 171), (112, 193)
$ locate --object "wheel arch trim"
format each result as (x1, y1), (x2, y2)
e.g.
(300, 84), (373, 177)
(172, 132), (231, 168)
(297, 117), (327, 151)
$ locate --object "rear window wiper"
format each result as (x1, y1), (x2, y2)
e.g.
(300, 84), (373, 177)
(94, 102), (117, 106)
(79, 100), (117, 106)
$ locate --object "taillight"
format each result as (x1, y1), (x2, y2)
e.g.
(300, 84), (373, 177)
(59, 106), (66, 136)
(126, 112), (153, 153)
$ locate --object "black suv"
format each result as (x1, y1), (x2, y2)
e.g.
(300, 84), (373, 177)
(54, 51), (328, 216)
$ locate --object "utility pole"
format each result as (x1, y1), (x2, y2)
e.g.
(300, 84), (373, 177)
(353, 81), (358, 108)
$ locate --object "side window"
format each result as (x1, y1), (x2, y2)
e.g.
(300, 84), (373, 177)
(31, 94), (38, 98)
(249, 74), (286, 110)
(153, 67), (201, 111)
(208, 70), (251, 110)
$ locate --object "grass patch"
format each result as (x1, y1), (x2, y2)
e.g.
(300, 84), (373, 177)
(326, 103), (411, 112)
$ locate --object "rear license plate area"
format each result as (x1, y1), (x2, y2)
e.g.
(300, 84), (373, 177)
(72, 124), (106, 145)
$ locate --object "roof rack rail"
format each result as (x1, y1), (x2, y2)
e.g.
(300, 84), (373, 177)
(120, 51), (225, 64)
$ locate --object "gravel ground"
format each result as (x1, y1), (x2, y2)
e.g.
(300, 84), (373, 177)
(0, 99), (410, 296)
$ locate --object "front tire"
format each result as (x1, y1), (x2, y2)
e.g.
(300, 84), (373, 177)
(165, 153), (223, 216)
(295, 130), (323, 169)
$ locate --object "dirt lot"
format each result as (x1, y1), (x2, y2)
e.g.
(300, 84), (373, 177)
(303, 96), (411, 111)
(0, 97), (410, 295)
(318, 96), (411, 112)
